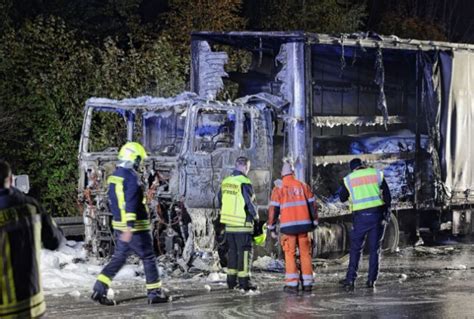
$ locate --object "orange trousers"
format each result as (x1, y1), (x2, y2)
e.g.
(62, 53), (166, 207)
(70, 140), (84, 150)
(281, 233), (313, 287)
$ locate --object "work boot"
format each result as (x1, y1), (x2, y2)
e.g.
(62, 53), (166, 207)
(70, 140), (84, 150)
(366, 280), (376, 289)
(148, 289), (169, 304)
(91, 291), (116, 306)
(339, 279), (355, 291)
(302, 285), (313, 292)
(239, 277), (258, 291)
(227, 274), (237, 289)
(91, 281), (116, 306)
(283, 285), (299, 293)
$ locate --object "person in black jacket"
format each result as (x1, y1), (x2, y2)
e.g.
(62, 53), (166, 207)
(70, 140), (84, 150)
(0, 160), (64, 318)
(91, 142), (168, 305)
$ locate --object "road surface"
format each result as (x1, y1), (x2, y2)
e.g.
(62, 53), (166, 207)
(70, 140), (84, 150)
(45, 244), (474, 318)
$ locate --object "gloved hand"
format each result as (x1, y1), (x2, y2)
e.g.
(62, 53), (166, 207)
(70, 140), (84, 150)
(382, 208), (391, 226)
(270, 230), (278, 239)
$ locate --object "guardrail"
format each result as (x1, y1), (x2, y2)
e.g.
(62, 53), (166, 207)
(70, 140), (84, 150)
(54, 216), (84, 237)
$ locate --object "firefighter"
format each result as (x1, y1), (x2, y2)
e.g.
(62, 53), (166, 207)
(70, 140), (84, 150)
(338, 158), (391, 290)
(0, 160), (64, 318)
(91, 142), (168, 305)
(219, 156), (259, 291)
(267, 159), (318, 293)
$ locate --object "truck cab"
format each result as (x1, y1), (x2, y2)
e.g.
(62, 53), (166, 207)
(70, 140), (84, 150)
(78, 93), (277, 257)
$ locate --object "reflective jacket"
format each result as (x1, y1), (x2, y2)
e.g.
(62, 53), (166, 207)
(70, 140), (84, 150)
(219, 170), (258, 233)
(0, 188), (63, 319)
(108, 167), (150, 232)
(268, 175), (318, 235)
(342, 167), (385, 212)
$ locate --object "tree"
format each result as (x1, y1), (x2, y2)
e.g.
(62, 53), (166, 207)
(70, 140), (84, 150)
(0, 16), (186, 216)
(377, 13), (447, 41)
(249, 0), (366, 34)
(163, 0), (246, 53)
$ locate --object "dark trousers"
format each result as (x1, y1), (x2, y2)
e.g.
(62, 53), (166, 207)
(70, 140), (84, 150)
(97, 230), (160, 295)
(226, 232), (252, 287)
(346, 211), (385, 283)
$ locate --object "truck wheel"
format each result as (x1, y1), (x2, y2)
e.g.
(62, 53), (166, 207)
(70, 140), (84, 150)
(382, 213), (399, 253)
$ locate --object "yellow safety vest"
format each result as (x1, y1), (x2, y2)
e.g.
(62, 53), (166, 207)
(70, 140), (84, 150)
(220, 175), (252, 231)
(343, 167), (385, 212)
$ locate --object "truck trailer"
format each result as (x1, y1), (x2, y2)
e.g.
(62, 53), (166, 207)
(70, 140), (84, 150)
(78, 32), (474, 261)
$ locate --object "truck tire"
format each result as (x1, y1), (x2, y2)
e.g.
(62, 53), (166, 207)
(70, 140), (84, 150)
(382, 213), (399, 253)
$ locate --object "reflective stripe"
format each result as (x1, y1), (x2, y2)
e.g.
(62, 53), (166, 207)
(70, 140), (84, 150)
(307, 197), (316, 203)
(303, 281), (313, 286)
(238, 251), (250, 278)
(225, 226), (253, 233)
(227, 268), (238, 275)
(0, 291), (45, 318)
(146, 282), (162, 290)
(108, 176), (124, 184)
(350, 175), (379, 187)
(97, 274), (111, 286)
(285, 281), (298, 287)
(285, 273), (300, 279)
(302, 274), (313, 280)
(109, 176), (127, 224)
(280, 220), (312, 228)
(0, 232), (10, 304)
(269, 201), (280, 207)
(125, 213), (136, 221)
(112, 220), (150, 232)
(281, 200), (308, 209)
(4, 233), (16, 303)
(352, 196), (384, 205)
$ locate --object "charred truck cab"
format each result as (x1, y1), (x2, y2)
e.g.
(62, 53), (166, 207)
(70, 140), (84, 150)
(78, 93), (278, 259)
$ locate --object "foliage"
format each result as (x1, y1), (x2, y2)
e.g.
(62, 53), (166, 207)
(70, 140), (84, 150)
(164, 0), (246, 54)
(0, 17), (96, 215)
(377, 13), (447, 41)
(0, 16), (185, 216)
(255, 0), (366, 34)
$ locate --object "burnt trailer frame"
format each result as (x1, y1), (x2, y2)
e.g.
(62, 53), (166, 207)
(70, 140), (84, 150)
(191, 31), (474, 237)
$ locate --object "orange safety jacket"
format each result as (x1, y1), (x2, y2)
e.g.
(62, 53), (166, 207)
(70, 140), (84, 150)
(268, 175), (318, 235)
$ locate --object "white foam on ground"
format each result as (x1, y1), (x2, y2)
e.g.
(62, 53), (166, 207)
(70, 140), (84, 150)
(41, 241), (143, 295)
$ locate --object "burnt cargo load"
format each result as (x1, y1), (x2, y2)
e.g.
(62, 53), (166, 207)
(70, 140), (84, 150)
(190, 32), (474, 249)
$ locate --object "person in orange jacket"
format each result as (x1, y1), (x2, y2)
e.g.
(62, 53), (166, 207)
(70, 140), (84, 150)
(267, 159), (318, 292)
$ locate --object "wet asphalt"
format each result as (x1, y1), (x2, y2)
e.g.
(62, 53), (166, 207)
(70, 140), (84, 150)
(45, 244), (474, 318)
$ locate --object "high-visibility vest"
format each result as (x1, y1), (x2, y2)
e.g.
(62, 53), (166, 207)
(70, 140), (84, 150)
(220, 175), (252, 227)
(270, 175), (315, 235)
(343, 167), (385, 212)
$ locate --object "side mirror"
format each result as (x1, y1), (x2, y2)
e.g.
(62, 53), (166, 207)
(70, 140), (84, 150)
(13, 175), (30, 194)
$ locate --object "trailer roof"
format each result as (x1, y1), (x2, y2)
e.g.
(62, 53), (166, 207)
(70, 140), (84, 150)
(192, 31), (474, 52)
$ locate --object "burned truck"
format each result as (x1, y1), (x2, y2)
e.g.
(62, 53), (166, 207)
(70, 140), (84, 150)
(78, 93), (281, 259)
(79, 31), (474, 260)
